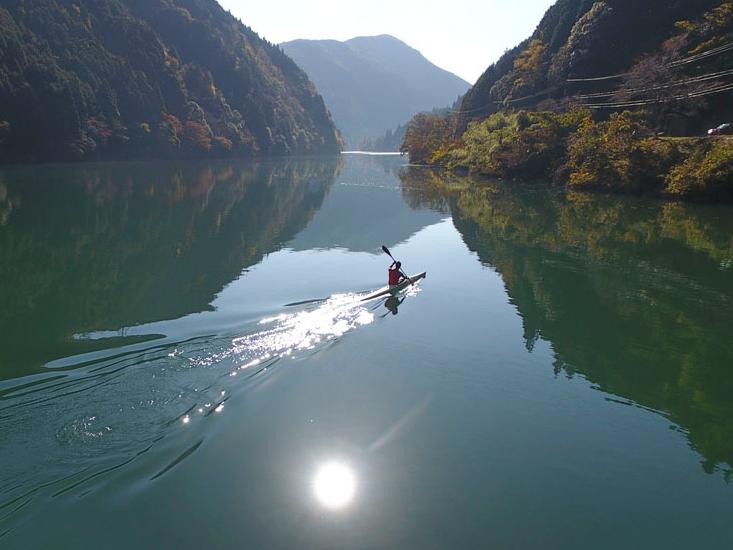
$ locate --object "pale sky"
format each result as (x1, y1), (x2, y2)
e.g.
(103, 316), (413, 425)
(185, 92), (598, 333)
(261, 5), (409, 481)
(217, 0), (557, 84)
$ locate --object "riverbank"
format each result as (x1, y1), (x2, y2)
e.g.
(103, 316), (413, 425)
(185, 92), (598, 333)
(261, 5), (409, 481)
(401, 110), (733, 202)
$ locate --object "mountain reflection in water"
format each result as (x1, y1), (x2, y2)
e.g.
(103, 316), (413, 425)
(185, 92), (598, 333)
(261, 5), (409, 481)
(0, 155), (438, 541)
(1, 154), (732, 548)
(400, 167), (733, 477)
(0, 158), (341, 376)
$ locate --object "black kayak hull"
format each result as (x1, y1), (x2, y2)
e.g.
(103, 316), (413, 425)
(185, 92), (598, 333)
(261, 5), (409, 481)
(361, 272), (426, 301)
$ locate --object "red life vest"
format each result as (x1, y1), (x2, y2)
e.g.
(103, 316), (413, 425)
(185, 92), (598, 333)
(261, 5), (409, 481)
(388, 267), (401, 285)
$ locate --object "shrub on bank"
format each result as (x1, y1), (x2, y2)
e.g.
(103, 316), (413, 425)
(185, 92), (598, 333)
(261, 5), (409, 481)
(401, 113), (456, 164)
(436, 109), (587, 180)
(401, 106), (733, 201)
(564, 111), (679, 193)
(666, 139), (733, 200)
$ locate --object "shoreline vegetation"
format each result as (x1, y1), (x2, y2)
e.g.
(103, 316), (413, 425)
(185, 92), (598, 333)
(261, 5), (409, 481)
(401, 109), (733, 201)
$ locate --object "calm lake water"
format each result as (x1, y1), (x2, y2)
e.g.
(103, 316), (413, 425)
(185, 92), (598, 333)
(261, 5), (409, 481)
(1, 154), (732, 548)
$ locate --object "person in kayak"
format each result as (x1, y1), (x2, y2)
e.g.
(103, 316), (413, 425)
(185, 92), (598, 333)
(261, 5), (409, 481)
(388, 260), (407, 287)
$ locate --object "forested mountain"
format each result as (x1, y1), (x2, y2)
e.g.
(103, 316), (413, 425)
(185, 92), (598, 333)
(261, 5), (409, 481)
(458, 0), (728, 132)
(0, 0), (341, 163)
(281, 35), (470, 147)
(402, 0), (733, 200)
(363, 96), (462, 151)
(360, 124), (407, 152)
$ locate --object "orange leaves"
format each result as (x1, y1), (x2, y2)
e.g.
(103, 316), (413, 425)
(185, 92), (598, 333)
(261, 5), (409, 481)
(183, 121), (212, 152)
(402, 113), (455, 164)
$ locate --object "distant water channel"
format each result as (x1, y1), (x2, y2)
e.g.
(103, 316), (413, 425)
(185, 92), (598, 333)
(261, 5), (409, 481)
(1, 154), (732, 548)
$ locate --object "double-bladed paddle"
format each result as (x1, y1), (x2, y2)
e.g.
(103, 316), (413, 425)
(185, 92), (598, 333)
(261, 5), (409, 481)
(382, 245), (409, 281)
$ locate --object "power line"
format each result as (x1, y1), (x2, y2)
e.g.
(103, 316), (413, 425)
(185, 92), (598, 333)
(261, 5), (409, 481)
(498, 85), (561, 105)
(572, 68), (733, 100)
(567, 73), (628, 83)
(566, 41), (733, 83)
(669, 41), (733, 67)
(581, 82), (733, 109)
(449, 84), (563, 115)
(448, 103), (494, 116)
(443, 41), (733, 118)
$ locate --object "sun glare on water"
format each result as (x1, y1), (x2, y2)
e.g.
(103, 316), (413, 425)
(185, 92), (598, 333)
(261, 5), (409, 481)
(232, 294), (374, 360)
(313, 462), (357, 509)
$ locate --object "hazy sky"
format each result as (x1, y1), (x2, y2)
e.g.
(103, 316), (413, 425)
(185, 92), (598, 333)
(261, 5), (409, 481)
(217, 0), (557, 84)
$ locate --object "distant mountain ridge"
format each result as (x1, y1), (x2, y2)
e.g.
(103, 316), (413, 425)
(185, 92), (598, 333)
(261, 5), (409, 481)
(0, 0), (341, 163)
(281, 35), (470, 147)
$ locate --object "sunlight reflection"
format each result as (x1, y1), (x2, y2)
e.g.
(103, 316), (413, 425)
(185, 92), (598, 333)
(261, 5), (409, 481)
(313, 461), (357, 510)
(232, 294), (374, 361)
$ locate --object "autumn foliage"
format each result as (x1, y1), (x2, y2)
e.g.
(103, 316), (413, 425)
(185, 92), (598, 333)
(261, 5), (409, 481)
(0, 0), (340, 163)
(400, 0), (733, 201)
(400, 113), (456, 164)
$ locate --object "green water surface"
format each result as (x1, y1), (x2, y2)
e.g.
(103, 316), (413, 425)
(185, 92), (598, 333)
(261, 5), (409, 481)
(1, 154), (732, 549)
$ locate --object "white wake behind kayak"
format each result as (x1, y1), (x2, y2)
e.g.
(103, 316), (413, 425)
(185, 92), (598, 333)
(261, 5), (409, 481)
(361, 272), (427, 301)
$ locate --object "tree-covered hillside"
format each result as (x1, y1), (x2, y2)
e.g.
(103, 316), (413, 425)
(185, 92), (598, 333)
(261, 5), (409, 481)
(401, 0), (733, 200)
(458, 0), (727, 133)
(282, 35), (470, 147)
(0, 0), (341, 163)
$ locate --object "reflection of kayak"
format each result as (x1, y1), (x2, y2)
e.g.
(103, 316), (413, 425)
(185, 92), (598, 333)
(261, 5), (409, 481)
(361, 272), (427, 301)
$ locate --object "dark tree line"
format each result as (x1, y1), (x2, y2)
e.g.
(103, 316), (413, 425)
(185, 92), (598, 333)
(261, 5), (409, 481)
(0, 0), (341, 163)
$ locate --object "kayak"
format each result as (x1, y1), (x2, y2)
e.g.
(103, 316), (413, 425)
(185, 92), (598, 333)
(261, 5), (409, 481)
(361, 272), (427, 301)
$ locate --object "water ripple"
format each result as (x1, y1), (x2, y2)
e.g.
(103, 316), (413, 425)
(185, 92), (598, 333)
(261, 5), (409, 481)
(0, 288), (396, 530)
